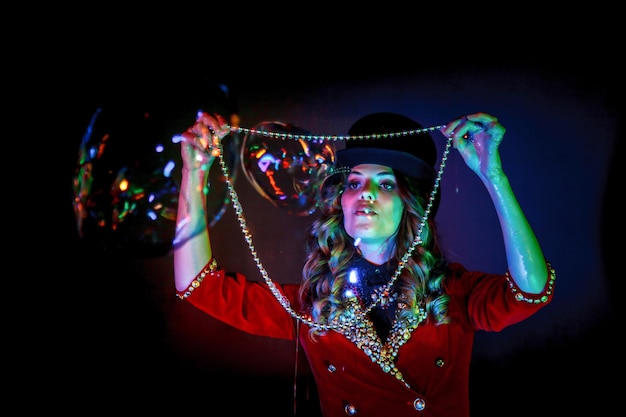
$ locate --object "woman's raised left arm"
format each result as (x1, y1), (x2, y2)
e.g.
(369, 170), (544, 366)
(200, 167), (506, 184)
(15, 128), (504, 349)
(442, 112), (548, 294)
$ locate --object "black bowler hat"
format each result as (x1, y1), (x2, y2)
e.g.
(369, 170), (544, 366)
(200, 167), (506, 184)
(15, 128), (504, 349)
(332, 112), (440, 215)
(337, 112), (437, 183)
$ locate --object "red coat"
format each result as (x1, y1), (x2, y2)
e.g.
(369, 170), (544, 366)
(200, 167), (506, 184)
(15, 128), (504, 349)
(181, 262), (554, 416)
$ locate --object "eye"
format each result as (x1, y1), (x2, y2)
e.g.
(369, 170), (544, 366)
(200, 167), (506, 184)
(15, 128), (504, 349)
(379, 181), (396, 192)
(346, 180), (361, 190)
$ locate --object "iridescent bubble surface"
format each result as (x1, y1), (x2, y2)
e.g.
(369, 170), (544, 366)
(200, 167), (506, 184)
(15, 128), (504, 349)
(73, 105), (239, 257)
(240, 121), (335, 216)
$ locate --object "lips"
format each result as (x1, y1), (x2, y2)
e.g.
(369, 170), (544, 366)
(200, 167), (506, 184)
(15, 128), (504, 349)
(354, 202), (376, 216)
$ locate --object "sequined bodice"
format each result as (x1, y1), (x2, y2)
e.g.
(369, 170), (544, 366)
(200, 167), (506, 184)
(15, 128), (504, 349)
(335, 255), (427, 388)
(346, 255), (399, 340)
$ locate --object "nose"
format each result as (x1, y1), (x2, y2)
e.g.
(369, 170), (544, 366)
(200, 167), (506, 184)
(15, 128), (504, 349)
(360, 189), (375, 202)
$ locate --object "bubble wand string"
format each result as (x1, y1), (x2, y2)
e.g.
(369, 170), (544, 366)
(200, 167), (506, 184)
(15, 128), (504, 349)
(226, 124), (447, 141)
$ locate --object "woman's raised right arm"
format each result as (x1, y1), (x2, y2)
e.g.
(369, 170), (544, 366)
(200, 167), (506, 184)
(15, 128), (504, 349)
(173, 112), (230, 292)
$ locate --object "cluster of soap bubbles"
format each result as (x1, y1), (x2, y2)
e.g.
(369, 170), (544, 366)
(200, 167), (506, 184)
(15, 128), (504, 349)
(73, 88), (336, 257)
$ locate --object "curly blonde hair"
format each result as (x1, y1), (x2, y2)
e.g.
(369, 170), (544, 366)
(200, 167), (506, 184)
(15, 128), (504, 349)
(299, 171), (450, 337)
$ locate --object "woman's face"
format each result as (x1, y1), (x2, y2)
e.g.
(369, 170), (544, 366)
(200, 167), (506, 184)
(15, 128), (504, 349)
(341, 164), (404, 246)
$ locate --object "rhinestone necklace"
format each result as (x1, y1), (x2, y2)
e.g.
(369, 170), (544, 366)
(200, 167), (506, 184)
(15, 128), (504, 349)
(215, 124), (453, 332)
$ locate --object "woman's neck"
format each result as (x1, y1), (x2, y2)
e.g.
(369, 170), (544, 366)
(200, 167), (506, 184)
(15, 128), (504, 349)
(356, 241), (394, 265)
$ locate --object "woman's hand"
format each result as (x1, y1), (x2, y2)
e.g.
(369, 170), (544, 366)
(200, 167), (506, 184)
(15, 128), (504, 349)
(178, 112), (231, 171)
(441, 112), (506, 181)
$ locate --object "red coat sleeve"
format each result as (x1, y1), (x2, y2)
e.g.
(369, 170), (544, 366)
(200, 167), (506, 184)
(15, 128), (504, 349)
(178, 262), (302, 341)
(445, 262), (555, 332)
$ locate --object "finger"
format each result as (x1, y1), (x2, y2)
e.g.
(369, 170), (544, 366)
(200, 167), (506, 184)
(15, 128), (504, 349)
(451, 118), (472, 141)
(465, 112), (498, 126)
(441, 116), (466, 137)
(196, 112), (229, 137)
(214, 113), (230, 131)
(466, 113), (505, 140)
(452, 130), (473, 150)
(471, 119), (506, 143)
(195, 111), (215, 124)
(178, 129), (199, 145)
(176, 127), (211, 152)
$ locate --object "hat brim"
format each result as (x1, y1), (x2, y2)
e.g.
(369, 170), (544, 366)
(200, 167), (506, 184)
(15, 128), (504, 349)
(316, 148), (441, 216)
(336, 148), (436, 182)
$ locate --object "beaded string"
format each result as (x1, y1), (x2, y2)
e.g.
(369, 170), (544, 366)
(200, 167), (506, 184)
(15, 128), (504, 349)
(215, 124), (453, 331)
(230, 125), (446, 143)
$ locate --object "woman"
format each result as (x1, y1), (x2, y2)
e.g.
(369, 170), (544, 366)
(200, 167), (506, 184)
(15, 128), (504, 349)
(173, 111), (555, 416)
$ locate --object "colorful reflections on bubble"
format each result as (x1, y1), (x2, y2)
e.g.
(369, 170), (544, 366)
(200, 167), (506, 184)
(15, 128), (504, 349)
(241, 121), (335, 216)
(72, 107), (238, 257)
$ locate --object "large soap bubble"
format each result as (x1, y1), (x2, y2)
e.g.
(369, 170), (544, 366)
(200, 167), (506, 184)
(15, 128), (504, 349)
(73, 82), (239, 257)
(240, 121), (335, 216)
